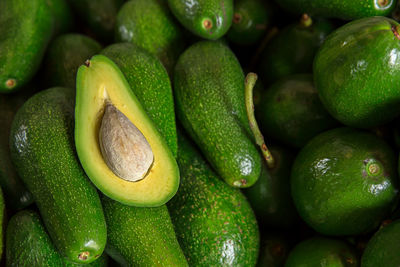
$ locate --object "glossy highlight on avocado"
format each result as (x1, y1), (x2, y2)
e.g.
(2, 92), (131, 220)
(75, 55), (179, 207)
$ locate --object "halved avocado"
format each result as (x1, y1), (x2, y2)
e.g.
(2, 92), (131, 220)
(75, 55), (179, 207)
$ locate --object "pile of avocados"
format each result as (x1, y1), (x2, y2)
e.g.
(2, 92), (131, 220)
(2, 0), (400, 266)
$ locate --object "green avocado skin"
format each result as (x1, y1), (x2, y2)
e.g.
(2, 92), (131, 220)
(0, 90), (34, 211)
(258, 19), (334, 85)
(43, 34), (102, 89)
(291, 127), (399, 236)
(6, 210), (108, 267)
(9, 87), (107, 264)
(168, 0), (233, 40)
(285, 237), (359, 267)
(48, 0), (74, 34)
(361, 220), (400, 266)
(257, 233), (291, 267)
(68, 0), (124, 42)
(256, 74), (339, 148)
(174, 41), (262, 188)
(226, 0), (270, 45)
(115, 0), (185, 75)
(0, 0), (54, 92)
(314, 17), (400, 128)
(275, 0), (395, 20)
(167, 133), (259, 266)
(102, 196), (188, 267)
(101, 43), (178, 158)
(243, 145), (299, 229)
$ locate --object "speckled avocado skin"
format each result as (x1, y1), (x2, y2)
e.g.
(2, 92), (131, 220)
(314, 16), (400, 128)
(275, 0), (396, 20)
(101, 43), (178, 158)
(115, 0), (185, 75)
(6, 210), (108, 267)
(9, 87), (107, 264)
(102, 196), (188, 267)
(167, 133), (259, 266)
(168, 0), (233, 40)
(174, 41), (262, 188)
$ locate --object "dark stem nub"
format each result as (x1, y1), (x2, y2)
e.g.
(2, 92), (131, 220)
(5, 78), (16, 89)
(392, 25), (400, 41)
(244, 73), (275, 169)
(300, 13), (312, 27)
(233, 13), (242, 24)
(84, 59), (91, 67)
(378, 0), (390, 7)
(203, 19), (213, 30)
(78, 251), (90, 261)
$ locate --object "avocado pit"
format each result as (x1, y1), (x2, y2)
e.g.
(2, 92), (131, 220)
(99, 102), (154, 182)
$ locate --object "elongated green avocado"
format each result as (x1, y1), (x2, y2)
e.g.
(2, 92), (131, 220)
(10, 87), (107, 264)
(167, 133), (259, 266)
(174, 41), (262, 188)
(101, 43), (178, 158)
(6, 210), (108, 267)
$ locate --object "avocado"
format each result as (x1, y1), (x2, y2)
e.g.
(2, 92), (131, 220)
(115, 0), (186, 75)
(314, 16), (400, 128)
(42, 33), (102, 89)
(174, 41), (262, 188)
(0, 90), (34, 211)
(9, 87), (107, 264)
(75, 55), (179, 206)
(6, 210), (108, 267)
(47, 0), (74, 34)
(68, 0), (124, 42)
(0, 187), (4, 261)
(257, 232), (291, 267)
(243, 144), (299, 228)
(361, 220), (400, 266)
(258, 16), (334, 85)
(102, 196), (188, 267)
(275, 0), (395, 20)
(168, 0), (233, 40)
(167, 133), (259, 266)
(291, 127), (399, 236)
(226, 0), (271, 46)
(285, 237), (359, 267)
(0, 0), (54, 92)
(256, 74), (339, 148)
(101, 43), (178, 158)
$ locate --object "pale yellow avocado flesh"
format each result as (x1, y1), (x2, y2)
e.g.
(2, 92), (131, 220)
(75, 55), (179, 207)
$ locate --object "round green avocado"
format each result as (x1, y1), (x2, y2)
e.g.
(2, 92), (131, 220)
(291, 127), (399, 236)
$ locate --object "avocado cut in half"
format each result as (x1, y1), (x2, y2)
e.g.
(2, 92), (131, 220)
(285, 236), (359, 267)
(75, 55), (179, 207)
(361, 220), (400, 267)
(291, 127), (399, 236)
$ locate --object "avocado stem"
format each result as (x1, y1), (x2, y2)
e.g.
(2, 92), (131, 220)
(300, 14), (312, 28)
(245, 72), (275, 169)
(393, 25), (400, 41)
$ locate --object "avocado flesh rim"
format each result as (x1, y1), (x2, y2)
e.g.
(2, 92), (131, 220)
(75, 55), (179, 207)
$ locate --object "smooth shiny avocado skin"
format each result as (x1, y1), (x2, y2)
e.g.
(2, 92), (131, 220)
(167, 133), (259, 266)
(9, 87), (107, 264)
(314, 16), (400, 128)
(174, 41), (262, 188)
(291, 127), (399, 236)
(101, 43), (178, 158)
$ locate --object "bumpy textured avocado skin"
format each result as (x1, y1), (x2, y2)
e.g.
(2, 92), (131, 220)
(9, 87), (106, 264)
(101, 43), (178, 158)
(291, 127), (399, 236)
(362, 220), (400, 266)
(314, 16), (400, 128)
(174, 41), (262, 188)
(168, 0), (233, 40)
(43, 34), (102, 89)
(275, 0), (395, 20)
(6, 210), (108, 267)
(102, 196), (188, 267)
(285, 237), (359, 267)
(115, 0), (185, 75)
(167, 133), (259, 266)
